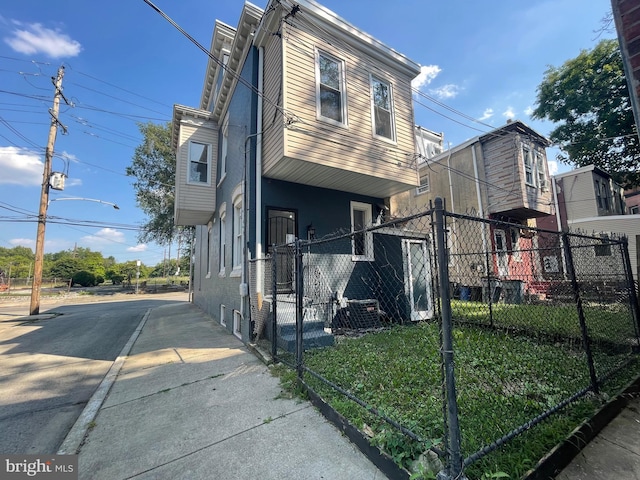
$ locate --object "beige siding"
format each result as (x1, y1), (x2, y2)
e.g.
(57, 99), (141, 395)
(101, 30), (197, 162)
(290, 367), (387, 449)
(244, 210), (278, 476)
(261, 21), (417, 195)
(560, 172), (599, 220)
(568, 215), (640, 280)
(261, 34), (285, 171)
(175, 120), (218, 225)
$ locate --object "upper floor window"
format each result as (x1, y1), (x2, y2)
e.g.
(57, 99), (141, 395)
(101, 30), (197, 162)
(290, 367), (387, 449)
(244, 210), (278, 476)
(188, 141), (211, 185)
(219, 207), (227, 276)
(631, 205), (639, 215)
(522, 145), (547, 189)
(371, 75), (395, 141)
(232, 195), (243, 273)
(351, 201), (373, 261)
(316, 50), (347, 126)
(219, 113), (229, 185)
(417, 170), (430, 194)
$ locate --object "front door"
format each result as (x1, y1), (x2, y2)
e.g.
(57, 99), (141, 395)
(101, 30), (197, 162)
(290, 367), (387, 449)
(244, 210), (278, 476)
(403, 239), (433, 321)
(266, 208), (297, 293)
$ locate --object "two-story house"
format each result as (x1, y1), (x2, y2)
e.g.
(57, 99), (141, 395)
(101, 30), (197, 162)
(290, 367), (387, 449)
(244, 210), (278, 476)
(391, 119), (554, 301)
(172, 0), (422, 342)
(540, 165), (639, 281)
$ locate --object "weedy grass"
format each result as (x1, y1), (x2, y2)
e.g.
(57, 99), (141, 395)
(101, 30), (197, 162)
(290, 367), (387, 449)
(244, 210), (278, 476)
(279, 309), (640, 480)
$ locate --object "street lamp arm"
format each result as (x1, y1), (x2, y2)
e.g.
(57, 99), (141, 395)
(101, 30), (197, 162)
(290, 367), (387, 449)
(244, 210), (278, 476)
(48, 197), (120, 210)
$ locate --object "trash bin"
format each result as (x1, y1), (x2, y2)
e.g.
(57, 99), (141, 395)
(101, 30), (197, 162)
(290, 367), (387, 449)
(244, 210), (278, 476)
(501, 280), (524, 304)
(481, 278), (502, 303)
(460, 286), (471, 301)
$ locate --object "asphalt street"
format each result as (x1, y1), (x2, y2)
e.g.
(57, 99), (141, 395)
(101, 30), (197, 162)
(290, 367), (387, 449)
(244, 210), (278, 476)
(0, 294), (186, 454)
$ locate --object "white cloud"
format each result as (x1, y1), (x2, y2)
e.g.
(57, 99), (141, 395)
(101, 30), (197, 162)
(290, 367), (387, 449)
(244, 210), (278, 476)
(429, 84), (461, 99)
(4, 22), (82, 58)
(65, 178), (83, 187)
(0, 146), (43, 186)
(80, 228), (125, 246)
(524, 106), (534, 117)
(127, 244), (148, 253)
(503, 107), (516, 120)
(478, 108), (494, 121)
(9, 238), (34, 249)
(547, 160), (559, 176)
(411, 65), (441, 90)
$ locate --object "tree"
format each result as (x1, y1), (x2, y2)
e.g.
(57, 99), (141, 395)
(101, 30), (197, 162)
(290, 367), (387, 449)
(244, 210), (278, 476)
(127, 122), (178, 246)
(532, 39), (640, 188)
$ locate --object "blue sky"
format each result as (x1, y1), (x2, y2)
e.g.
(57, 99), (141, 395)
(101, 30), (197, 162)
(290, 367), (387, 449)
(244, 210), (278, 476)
(0, 0), (615, 266)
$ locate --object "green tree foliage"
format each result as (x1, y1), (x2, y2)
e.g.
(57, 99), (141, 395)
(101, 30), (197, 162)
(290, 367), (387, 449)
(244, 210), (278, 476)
(127, 122), (177, 246)
(49, 257), (82, 280)
(532, 39), (640, 188)
(72, 270), (97, 287)
(0, 246), (34, 278)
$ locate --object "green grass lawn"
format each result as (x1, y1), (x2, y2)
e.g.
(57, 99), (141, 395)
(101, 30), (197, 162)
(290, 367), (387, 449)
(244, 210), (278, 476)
(289, 310), (640, 479)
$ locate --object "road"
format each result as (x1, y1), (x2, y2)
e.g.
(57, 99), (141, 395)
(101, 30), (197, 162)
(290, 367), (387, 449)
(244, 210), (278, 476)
(0, 293), (187, 454)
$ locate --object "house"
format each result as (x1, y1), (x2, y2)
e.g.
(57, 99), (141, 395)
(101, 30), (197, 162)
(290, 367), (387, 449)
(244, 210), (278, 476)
(539, 165), (640, 281)
(172, 1), (423, 342)
(390, 120), (554, 301)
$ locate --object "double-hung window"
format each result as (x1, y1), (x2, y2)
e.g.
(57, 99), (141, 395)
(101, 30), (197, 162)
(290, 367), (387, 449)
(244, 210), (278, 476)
(188, 141), (211, 184)
(232, 197), (242, 272)
(522, 145), (534, 186)
(417, 170), (430, 194)
(535, 151), (547, 190)
(370, 75), (395, 141)
(219, 206), (226, 276)
(316, 50), (347, 126)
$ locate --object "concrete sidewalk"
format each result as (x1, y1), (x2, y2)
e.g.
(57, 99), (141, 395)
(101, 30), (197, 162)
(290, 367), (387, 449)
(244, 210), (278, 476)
(62, 301), (385, 480)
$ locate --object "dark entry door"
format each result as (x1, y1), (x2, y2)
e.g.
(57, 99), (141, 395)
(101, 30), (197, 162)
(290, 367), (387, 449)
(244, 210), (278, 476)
(267, 208), (297, 292)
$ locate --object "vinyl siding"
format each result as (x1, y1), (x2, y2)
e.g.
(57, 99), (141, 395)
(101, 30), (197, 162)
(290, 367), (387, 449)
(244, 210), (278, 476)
(261, 34), (284, 170)
(559, 172), (599, 220)
(174, 120), (218, 225)
(261, 21), (417, 197)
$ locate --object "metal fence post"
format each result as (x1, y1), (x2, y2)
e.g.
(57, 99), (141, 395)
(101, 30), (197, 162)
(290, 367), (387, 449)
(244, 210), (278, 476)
(295, 239), (304, 379)
(271, 246), (278, 359)
(562, 233), (599, 394)
(434, 197), (466, 480)
(620, 237), (640, 338)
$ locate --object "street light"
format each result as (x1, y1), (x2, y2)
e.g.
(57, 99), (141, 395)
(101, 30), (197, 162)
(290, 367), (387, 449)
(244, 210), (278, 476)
(48, 197), (120, 209)
(29, 196), (120, 315)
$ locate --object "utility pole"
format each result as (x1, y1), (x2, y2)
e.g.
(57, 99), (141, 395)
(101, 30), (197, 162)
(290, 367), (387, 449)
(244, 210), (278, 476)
(30, 65), (67, 316)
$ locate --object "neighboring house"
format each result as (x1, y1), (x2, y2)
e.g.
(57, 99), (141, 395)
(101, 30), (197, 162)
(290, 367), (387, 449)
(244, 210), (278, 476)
(625, 186), (640, 214)
(172, 1), (422, 342)
(390, 120), (554, 298)
(540, 165), (639, 281)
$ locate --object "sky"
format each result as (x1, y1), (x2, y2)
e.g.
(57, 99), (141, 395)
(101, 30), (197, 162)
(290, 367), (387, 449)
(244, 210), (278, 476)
(0, 0), (616, 266)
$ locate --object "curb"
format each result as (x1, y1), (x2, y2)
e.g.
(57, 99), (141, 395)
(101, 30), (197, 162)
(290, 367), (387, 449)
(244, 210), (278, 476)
(56, 308), (152, 455)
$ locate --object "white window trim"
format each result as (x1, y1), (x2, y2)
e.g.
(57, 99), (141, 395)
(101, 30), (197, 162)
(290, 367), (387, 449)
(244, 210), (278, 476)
(231, 188), (243, 277)
(416, 169), (430, 195)
(220, 304), (226, 327)
(187, 141), (212, 186)
(535, 151), (548, 191)
(315, 48), (348, 128)
(350, 201), (374, 261)
(370, 74), (396, 144)
(233, 310), (242, 339)
(205, 221), (213, 279)
(218, 112), (229, 187)
(219, 205), (227, 277)
(522, 145), (535, 187)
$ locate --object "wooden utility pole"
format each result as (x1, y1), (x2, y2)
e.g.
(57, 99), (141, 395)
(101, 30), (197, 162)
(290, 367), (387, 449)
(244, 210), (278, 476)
(30, 66), (66, 315)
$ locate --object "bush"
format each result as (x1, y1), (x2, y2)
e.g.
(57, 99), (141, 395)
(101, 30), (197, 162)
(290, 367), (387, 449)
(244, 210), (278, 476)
(96, 275), (105, 285)
(110, 274), (124, 285)
(72, 271), (97, 287)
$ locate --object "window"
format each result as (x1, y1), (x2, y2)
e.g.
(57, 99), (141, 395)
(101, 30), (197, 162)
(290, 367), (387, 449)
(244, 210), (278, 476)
(188, 141), (211, 184)
(219, 113), (228, 184)
(232, 197), (243, 271)
(601, 182), (610, 210)
(233, 310), (242, 339)
(316, 50), (347, 125)
(416, 170), (430, 194)
(595, 180), (603, 209)
(220, 304), (226, 327)
(351, 201), (373, 260)
(523, 145), (534, 186)
(535, 152), (547, 190)
(631, 205), (639, 214)
(206, 222), (212, 278)
(371, 75), (395, 141)
(219, 207), (226, 275)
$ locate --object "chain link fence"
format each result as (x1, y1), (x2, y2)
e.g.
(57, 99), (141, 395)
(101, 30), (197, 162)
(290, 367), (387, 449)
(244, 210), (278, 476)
(249, 200), (640, 479)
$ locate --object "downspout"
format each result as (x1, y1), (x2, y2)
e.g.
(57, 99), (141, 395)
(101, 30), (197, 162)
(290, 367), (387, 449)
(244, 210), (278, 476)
(256, 46), (264, 287)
